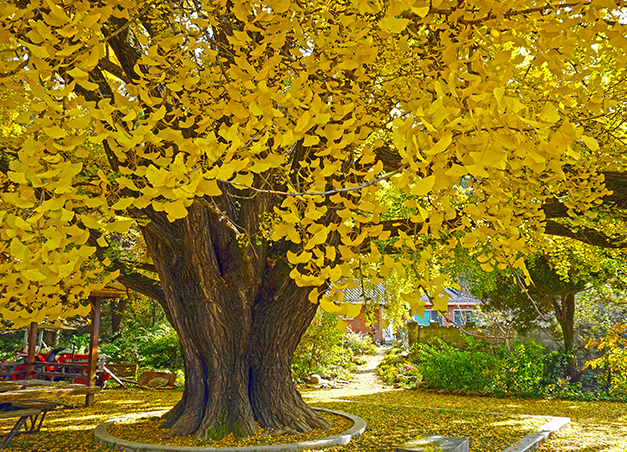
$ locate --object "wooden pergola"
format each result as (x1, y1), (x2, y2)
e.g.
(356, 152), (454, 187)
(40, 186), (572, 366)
(22, 288), (125, 406)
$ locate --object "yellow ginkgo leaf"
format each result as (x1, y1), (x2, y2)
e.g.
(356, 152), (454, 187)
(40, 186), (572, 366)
(380, 16), (409, 34)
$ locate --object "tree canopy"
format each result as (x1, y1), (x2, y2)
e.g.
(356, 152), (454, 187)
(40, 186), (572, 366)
(2, 0), (627, 328)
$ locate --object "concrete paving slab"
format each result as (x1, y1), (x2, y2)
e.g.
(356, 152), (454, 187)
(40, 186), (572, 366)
(396, 434), (470, 452)
(502, 416), (570, 452)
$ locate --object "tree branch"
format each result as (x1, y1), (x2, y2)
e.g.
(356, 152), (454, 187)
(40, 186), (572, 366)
(195, 198), (242, 236)
(114, 266), (166, 305)
(219, 163), (409, 198)
(98, 58), (131, 84)
(118, 259), (158, 273)
(86, 229), (166, 303)
(544, 220), (627, 248)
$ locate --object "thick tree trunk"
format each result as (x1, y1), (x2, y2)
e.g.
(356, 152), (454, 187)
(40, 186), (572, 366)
(110, 298), (126, 338)
(43, 330), (59, 348)
(248, 259), (330, 433)
(552, 293), (580, 382)
(142, 205), (329, 440)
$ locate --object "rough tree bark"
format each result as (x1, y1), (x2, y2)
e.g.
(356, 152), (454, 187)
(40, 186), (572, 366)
(110, 298), (126, 339)
(551, 292), (580, 382)
(140, 202), (329, 440)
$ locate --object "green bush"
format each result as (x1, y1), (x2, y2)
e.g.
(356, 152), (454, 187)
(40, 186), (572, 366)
(343, 329), (377, 356)
(99, 320), (181, 371)
(413, 339), (502, 393)
(493, 340), (548, 397)
(377, 347), (422, 389)
(0, 331), (23, 361)
(398, 337), (574, 398)
(291, 311), (360, 383)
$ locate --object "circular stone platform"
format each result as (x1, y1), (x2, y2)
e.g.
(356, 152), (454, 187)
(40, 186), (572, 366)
(94, 408), (367, 452)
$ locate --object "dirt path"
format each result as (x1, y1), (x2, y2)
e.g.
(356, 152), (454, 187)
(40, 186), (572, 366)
(302, 346), (396, 402)
(346, 346), (388, 389)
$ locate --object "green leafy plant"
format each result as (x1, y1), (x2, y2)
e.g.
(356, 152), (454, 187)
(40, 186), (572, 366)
(413, 339), (501, 393)
(494, 341), (547, 397)
(291, 311), (357, 383)
(0, 331), (23, 361)
(584, 323), (627, 397)
(99, 320), (181, 371)
(377, 347), (423, 389)
(342, 329), (377, 356)
(400, 337), (581, 398)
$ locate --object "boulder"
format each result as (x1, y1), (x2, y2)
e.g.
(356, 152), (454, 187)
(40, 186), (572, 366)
(309, 374), (322, 385)
(147, 377), (169, 387)
(139, 371), (175, 387)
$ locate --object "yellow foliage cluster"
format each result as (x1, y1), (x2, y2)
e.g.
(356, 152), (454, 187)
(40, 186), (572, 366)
(1, 0), (627, 325)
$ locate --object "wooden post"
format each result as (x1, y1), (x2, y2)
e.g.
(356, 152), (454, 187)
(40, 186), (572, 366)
(85, 297), (101, 407)
(25, 322), (38, 380)
(83, 288), (124, 407)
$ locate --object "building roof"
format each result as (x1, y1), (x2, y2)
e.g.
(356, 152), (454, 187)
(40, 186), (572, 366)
(442, 287), (483, 306)
(339, 281), (388, 305)
(335, 280), (482, 307)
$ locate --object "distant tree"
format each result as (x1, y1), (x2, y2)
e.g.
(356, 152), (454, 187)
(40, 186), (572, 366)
(452, 243), (625, 379)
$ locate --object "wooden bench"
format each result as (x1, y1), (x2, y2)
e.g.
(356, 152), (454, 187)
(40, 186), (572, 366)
(105, 364), (137, 380)
(0, 381), (100, 402)
(0, 401), (57, 448)
(103, 364), (139, 388)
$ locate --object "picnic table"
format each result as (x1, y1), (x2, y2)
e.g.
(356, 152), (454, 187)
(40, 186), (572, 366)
(0, 380), (100, 447)
(0, 380), (101, 402)
(0, 400), (57, 448)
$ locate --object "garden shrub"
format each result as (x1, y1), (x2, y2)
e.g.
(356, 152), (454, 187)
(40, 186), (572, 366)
(396, 334), (627, 401)
(413, 339), (501, 392)
(494, 340), (547, 397)
(584, 323), (627, 398)
(291, 311), (357, 383)
(68, 333), (91, 354)
(0, 331), (23, 361)
(397, 337), (576, 398)
(136, 323), (182, 370)
(99, 320), (182, 371)
(377, 347), (422, 389)
(343, 329), (377, 356)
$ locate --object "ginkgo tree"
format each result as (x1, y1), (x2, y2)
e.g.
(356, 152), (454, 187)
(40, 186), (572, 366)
(2, 0), (627, 440)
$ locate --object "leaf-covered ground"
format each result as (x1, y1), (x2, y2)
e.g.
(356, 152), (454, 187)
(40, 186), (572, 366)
(1, 365), (626, 451)
(303, 386), (627, 452)
(0, 389), (179, 452)
(109, 408), (354, 448)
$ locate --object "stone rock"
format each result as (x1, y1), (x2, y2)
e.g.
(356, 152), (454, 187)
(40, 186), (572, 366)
(147, 377), (169, 387)
(309, 374), (322, 384)
(139, 371), (175, 387)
